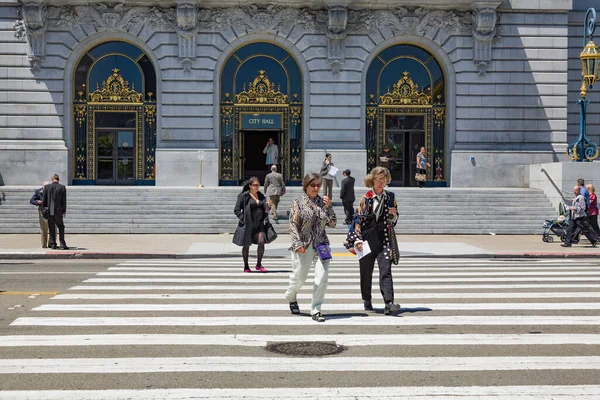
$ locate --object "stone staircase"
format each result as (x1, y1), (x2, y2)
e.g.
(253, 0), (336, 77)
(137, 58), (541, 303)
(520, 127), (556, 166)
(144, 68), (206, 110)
(0, 186), (556, 235)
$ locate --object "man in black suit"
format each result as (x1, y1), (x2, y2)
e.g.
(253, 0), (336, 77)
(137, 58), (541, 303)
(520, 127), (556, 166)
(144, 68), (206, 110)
(42, 173), (68, 250)
(340, 169), (355, 225)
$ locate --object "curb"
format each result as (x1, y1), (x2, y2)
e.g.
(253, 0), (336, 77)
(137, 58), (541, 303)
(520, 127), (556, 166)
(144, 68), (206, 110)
(1, 251), (599, 260)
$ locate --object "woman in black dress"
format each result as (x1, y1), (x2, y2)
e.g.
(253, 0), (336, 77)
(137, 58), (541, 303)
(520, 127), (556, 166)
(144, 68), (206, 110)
(233, 176), (269, 272)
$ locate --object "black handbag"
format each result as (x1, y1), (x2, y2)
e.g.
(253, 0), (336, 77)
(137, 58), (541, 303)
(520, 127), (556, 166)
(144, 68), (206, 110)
(264, 219), (278, 244)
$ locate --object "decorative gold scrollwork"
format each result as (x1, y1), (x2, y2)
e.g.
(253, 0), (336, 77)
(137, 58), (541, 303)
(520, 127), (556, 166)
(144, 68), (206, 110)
(235, 70), (288, 105)
(89, 68), (143, 103)
(144, 105), (157, 125)
(290, 94), (302, 126)
(379, 71), (431, 106)
(75, 105), (86, 127)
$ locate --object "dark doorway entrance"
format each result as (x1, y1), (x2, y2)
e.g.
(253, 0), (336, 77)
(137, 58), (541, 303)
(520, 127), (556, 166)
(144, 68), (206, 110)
(96, 130), (136, 185)
(241, 130), (279, 182)
(383, 115), (425, 187)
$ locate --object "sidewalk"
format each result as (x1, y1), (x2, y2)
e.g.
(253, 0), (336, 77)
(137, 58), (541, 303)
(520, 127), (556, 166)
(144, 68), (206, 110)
(0, 234), (599, 259)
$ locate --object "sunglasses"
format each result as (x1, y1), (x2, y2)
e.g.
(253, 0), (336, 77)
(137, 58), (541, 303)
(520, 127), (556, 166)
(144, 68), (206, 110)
(250, 183), (260, 187)
(309, 183), (322, 188)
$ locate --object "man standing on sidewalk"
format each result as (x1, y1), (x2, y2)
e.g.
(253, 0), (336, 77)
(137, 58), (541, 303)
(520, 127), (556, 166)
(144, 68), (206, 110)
(42, 174), (68, 250)
(264, 165), (285, 220)
(562, 185), (597, 248)
(29, 181), (50, 248)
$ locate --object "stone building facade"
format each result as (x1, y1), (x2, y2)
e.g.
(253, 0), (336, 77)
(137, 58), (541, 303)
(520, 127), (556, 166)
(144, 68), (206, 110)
(0, 0), (597, 187)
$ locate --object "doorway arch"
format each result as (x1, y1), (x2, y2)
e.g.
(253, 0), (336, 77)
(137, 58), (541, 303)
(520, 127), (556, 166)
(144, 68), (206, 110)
(71, 40), (157, 185)
(219, 42), (303, 185)
(365, 44), (447, 187)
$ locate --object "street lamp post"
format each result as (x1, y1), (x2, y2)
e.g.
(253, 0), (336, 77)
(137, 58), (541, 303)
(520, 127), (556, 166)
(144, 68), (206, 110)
(567, 8), (600, 162)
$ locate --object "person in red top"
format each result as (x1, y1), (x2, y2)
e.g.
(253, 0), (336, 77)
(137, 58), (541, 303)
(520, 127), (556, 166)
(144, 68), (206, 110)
(586, 184), (599, 235)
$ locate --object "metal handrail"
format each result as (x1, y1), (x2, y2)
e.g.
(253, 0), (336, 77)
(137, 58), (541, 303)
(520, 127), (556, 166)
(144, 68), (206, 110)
(540, 168), (570, 203)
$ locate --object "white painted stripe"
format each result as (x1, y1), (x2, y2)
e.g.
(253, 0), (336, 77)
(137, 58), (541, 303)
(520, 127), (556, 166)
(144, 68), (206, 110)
(3, 334), (600, 347)
(0, 272), (101, 275)
(68, 284), (600, 290)
(11, 315), (600, 327)
(3, 386), (600, 400)
(117, 259), (577, 264)
(52, 292), (600, 300)
(33, 302), (600, 312)
(1, 356), (599, 374)
(84, 277), (600, 283)
(98, 270), (600, 277)
(108, 266), (600, 272)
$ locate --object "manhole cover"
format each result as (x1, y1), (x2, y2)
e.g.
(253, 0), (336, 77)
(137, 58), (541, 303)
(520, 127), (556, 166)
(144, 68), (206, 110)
(266, 341), (345, 357)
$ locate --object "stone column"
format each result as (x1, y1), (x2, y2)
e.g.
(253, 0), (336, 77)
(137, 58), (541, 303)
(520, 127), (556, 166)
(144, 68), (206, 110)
(176, 0), (200, 75)
(325, 0), (352, 74)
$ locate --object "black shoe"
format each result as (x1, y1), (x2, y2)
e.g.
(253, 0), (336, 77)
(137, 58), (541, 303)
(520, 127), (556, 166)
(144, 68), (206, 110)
(42, 245), (47, 249)
(561, 243), (572, 247)
(311, 312), (325, 322)
(59, 245), (69, 250)
(49, 244), (57, 250)
(384, 302), (401, 315)
(593, 241), (598, 248)
(363, 300), (373, 311)
(289, 301), (300, 315)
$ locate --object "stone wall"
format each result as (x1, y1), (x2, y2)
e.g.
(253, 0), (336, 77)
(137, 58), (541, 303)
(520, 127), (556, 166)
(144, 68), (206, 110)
(0, 1), (586, 187)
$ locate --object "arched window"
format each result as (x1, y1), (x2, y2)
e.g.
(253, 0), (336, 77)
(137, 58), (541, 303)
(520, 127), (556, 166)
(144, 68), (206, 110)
(365, 44), (446, 187)
(73, 41), (157, 185)
(219, 42), (303, 185)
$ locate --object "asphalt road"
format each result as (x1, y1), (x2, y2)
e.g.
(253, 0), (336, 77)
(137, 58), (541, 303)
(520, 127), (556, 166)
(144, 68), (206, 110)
(1, 257), (600, 399)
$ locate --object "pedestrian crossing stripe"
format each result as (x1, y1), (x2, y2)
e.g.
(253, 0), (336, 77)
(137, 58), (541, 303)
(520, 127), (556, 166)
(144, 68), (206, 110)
(107, 265), (600, 271)
(51, 292), (600, 300)
(2, 386), (599, 399)
(11, 315), (600, 326)
(2, 333), (600, 347)
(83, 276), (600, 283)
(1, 356), (600, 374)
(68, 283), (600, 290)
(31, 302), (600, 311)
(98, 270), (600, 276)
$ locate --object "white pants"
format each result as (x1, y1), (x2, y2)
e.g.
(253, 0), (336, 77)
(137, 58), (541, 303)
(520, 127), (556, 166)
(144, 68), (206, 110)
(285, 246), (330, 315)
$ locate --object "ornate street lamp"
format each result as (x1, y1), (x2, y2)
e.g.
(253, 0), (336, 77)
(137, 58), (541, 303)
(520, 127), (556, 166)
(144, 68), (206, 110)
(567, 8), (600, 161)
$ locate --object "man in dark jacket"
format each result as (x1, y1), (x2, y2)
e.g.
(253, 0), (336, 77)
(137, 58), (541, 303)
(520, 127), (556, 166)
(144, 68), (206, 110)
(30, 181), (50, 248)
(340, 169), (355, 225)
(42, 174), (68, 250)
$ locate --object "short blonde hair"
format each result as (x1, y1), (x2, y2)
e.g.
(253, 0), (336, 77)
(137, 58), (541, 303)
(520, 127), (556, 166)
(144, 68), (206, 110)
(364, 166), (391, 188)
(587, 184), (596, 194)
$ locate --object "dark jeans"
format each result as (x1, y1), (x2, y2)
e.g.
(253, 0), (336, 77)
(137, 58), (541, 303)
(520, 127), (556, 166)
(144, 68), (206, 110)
(417, 168), (426, 188)
(48, 213), (66, 247)
(590, 214), (600, 235)
(359, 238), (394, 303)
(565, 216), (597, 245)
(342, 200), (354, 224)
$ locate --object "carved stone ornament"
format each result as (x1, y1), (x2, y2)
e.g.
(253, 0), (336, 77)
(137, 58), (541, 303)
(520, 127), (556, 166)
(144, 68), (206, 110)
(14, 0), (48, 71)
(197, 5), (327, 35)
(176, 1), (198, 75)
(43, 4), (177, 32)
(472, 7), (500, 76)
(347, 7), (473, 37)
(326, 4), (349, 74)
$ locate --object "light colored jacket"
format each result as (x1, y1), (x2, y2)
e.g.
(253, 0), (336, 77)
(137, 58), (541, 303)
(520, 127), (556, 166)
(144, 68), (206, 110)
(263, 144), (279, 164)
(572, 194), (588, 219)
(264, 171), (285, 196)
(289, 193), (336, 251)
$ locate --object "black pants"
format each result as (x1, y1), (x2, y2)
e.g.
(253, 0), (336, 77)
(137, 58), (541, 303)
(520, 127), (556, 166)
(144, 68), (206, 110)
(417, 168), (426, 188)
(48, 213), (66, 247)
(565, 216), (597, 245)
(359, 241), (394, 303)
(590, 214), (600, 235)
(342, 200), (354, 224)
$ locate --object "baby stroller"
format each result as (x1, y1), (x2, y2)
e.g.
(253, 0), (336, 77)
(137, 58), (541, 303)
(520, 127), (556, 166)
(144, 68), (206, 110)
(542, 203), (569, 243)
